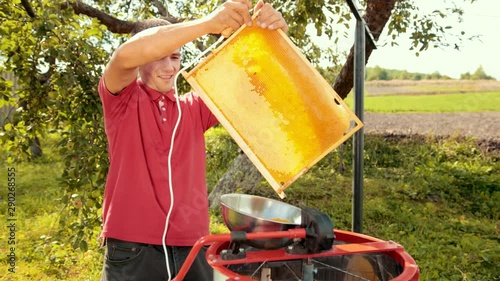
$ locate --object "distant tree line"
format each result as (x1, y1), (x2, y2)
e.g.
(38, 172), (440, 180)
(459, 65), (496, 80)
(366, 65), (496, 81)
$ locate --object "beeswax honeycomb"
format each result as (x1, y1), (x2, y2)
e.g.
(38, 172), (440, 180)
(183, 24), (361, 196)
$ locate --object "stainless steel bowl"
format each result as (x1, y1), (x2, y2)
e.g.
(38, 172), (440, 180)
(220, 193), (302, 249)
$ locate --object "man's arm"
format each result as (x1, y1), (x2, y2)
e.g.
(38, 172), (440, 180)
(102, 0), (288, 94)
(103, 0), (253, 94)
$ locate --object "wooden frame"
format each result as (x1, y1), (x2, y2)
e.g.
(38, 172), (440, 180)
(182, 23), (363, 198)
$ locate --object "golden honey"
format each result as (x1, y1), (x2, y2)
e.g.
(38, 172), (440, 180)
(183, 24), (361, 196)
(271, 218), (292, 223)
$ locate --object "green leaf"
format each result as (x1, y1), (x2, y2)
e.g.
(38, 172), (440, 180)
(79, 240), (88, 252)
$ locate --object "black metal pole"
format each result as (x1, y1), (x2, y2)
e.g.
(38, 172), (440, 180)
(346, 0), (376, 233)
(352, 15), (365, 234)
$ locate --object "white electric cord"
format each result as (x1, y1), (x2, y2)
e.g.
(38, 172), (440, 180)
(162, 35), (225, 281)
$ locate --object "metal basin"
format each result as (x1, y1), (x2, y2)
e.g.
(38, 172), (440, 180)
(220, 193), (302, 249)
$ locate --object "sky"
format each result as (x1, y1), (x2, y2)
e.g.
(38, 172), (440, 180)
(362, 0), (500, 80)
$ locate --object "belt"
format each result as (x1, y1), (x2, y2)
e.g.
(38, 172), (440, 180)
(105, 237), (166, 253)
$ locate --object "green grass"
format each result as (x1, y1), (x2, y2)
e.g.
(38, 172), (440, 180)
(2, 130), (499, 280)
(269, 135), (500, 280)
(344, 91), (500, 112)
(0, 136), (103, 281)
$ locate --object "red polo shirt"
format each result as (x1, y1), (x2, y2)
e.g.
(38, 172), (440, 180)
(98, 77), (218, 246)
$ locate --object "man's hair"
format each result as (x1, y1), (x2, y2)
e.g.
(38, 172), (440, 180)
(130, 18), (172, 37)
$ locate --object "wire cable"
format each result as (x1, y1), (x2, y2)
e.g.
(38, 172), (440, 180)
(162, 34), (226, 281)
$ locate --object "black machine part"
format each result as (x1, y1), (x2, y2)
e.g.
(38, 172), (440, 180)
(298, 208), (335, 253)
(222, 207), (335, 260)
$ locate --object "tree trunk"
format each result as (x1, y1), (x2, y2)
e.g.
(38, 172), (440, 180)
(333, 0), (396, 99)
(208, 151), (263, 209)
(30, 136), (43, 158)
(209, 0), (396, 205)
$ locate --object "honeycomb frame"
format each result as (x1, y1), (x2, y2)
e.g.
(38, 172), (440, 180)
(182, 23), (363, 198)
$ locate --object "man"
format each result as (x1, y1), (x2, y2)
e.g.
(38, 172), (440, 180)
(98, 0), (288, 280)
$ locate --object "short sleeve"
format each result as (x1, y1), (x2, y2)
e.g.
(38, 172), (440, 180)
(98, 77), (137, 120)
(194, 92), (219, 131)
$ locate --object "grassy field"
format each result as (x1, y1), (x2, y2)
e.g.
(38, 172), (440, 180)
(344, 80), (500, 112)
(1, 80), (499, 280)
(364, 79), (500, 96)
(349, 92), (500, 113)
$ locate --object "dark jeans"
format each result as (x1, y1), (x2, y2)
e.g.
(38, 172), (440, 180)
(100, 238), (213, 281)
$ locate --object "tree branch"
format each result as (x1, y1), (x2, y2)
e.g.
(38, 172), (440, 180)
(333, 0), (396, 99)
(61, 1), (136, 34)
(21, 0), (36, 18)
(60, 0), (184, 34)
(151, 0), (168, 18)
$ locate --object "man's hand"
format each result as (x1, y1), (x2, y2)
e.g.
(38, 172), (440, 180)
(206, 0), (253, 37)
(254, 0), (288, 33)
(207, 0), (288, 37)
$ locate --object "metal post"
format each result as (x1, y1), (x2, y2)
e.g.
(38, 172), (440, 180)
(352, 18), (365, 233)
(345, 0), (376, 233)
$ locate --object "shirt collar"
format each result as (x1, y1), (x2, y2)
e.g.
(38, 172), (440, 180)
(138, 79), (176, 102)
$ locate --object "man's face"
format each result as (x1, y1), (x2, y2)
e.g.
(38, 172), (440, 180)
(139, 50), (181, 93)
